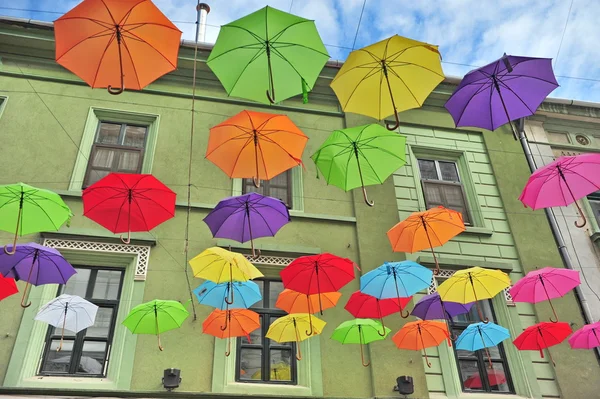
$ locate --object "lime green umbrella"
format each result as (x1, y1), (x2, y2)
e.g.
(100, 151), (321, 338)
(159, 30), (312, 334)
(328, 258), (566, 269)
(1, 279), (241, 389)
(311, 124), (406, 206)
(331, 318), (390, 367)
(123, 299), (189, 351)
(207, 6), (329, 105)
(0, 183), (72, 255)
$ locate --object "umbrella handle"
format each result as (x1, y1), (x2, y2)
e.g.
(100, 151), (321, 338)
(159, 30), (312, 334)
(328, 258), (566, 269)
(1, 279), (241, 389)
(57, 310), (67, 352)
(294, 321), (302, 361)
(471, 285), (489, 323)
(359, 328), (370, 367)
(252, 176), (261, 188)
(382, 71), (400, 131)
(5, 204), (22, 256)
(120, 230), (131, 244)
(572, 200), (587, 228)
(377, 316), (387, 337)
(423, 224), (440, 275)
(220, 312), (230, 331)
(362, 186), (374, 207)
(385, 111), (400, 131)
(20, 281), (32, 308)
(422, 349), (432, 368)
(305, 312), (314, 336)
(107, 29), (125, 95)
(250, 240), (261, 260)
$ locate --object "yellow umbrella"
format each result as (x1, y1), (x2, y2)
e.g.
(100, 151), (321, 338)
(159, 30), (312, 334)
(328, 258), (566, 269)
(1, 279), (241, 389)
(330, 35), (444, 131)
(266, 314), (326, 360)
(251, 362), (293, 381)
(437, 267), (511, 323)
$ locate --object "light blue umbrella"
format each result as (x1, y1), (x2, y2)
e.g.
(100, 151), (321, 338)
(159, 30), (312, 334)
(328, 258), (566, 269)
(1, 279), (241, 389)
(360, 261), (432, 318)
(456, 322), (510, 368)
(193, 280), (262, 310)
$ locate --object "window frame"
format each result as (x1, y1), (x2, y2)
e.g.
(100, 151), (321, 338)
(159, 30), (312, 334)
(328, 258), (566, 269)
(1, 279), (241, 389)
(241, 170), (294, 209)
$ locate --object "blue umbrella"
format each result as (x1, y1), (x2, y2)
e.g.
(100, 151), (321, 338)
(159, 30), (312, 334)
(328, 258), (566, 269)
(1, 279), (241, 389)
(193, 280), (262, 310)
(360, 261), (433, 318)
(456, 322), (510, 368)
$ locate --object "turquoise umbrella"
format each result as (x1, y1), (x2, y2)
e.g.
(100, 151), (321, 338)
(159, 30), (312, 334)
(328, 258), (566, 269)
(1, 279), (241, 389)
(193, 280), (262, 310)
(455, 322), (510, 368)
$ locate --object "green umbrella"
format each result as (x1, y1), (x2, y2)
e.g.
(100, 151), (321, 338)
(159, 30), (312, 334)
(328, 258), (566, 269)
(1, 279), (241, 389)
(311, 124), (407, 207)
(123, 299), (189, 351)
(331, 318), (390, 367)
(0, 183), (72, 255)
(207, 6), (329, 105)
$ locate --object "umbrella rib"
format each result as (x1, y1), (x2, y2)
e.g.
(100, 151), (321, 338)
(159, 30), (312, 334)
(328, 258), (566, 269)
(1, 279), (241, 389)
(206, 40), (266, 63)
(56, 16), (114, 30)
(130, 196), (150, 231)
(495, 80), (536, 116)
(205, 131), (253, 157)
(21, 197), (62, 231)
(90, 33), (118, 88)
(83, 191), (127, 215)
(121, 29), (178, 70)
(227, 136), (255, 176)
(356, 147), (385, 184)
(99, 0), (118, 25)
(133, 191), (175, 217)
(119, 37), (143, 89)
(271, 41), (329, 58)
(122, 22), (182, 33)
(450, 82), (493, 126)
(386, 67), (421, 107)
(228, 48), (268, 95)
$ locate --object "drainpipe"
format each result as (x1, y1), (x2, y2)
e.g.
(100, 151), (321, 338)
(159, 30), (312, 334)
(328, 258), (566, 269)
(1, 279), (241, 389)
(195, 3), (211, 43)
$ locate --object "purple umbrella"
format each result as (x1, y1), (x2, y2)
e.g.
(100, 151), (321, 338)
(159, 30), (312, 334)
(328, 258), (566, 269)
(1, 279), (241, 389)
(444, 54), (559, 139)
(0, 243), (77, 308)
(203, 192), (291, 258)
(411, 292), (473, 340)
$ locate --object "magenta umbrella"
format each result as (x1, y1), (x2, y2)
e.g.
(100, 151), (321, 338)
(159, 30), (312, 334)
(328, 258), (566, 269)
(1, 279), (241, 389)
(518, 153), (600, 228)
(569, 322), (600, 349)
(509, 267), (580, 323)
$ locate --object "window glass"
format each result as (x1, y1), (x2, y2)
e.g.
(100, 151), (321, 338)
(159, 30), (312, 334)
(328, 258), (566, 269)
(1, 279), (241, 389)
(63, 269), (90, 297)
(418, 159), (438, 180)
(439, 161), (460, 182)
(123, 125), (147, 148)
(97, 123), (121, 145)
(243, 170), (293, 208)
(93, 270), (122, 300)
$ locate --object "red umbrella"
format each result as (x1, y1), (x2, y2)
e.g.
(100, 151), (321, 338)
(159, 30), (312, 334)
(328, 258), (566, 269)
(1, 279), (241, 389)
(463, 369), (506, 389)
(0, 274), (18, 301)
(83, 173), (176, 243)
(280, 253), (356, 314)
(344, 291), (413, 335)
(513, 321), (572, 366)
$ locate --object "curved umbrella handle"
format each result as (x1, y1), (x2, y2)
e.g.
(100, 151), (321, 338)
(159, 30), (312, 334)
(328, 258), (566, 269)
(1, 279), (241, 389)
(253, 176), (261, 188)
(5, 206), (22, 256)
(400, 308), (410, 318)
(250, 240), (261, 260)
(120, 230), (131, 244)
(225, 337), (232, 357)
(573, 200), (587, 228)
(4, 245), (16, 256)
(360, 343), (370, 367)
(20, 282), (32, 308)
(107, 32), (125, 96)
(220, 313), (230, 331)
(107, 83), (124, 95)
(224, 285), (234, 305)
(377, 316), (387, 337)
(386, 111), (400, 131)
(423, 350), (432, 368)
(266, 89), (276, 104)
(305, 312), (314, 336)
(362, 186), (374, 207)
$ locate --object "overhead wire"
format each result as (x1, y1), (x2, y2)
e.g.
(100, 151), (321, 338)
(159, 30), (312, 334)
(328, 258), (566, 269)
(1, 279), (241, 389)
(554, 0), (575, 68)
(351, 0), (367, 50)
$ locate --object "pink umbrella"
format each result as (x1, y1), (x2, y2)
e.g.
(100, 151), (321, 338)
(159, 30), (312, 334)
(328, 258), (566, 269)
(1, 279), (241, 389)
(519, 153), (600, 228)
(569, 322), (600, 349)
(509, 267), (580, 323)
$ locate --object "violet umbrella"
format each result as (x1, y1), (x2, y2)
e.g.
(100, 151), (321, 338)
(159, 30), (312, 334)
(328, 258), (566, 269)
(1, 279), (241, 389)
(0, 243), (77, 308)
(411, 292), (473, 340)
(203, 192), (291, 258)
(569, 321), (600, 350)
(445, 54), (558, 140)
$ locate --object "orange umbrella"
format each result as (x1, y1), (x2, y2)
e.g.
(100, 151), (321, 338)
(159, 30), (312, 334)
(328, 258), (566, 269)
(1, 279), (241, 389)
(393, 320), (450, 368)
(202, 308), (260, 356)
(206, 110), (308, 187)
(387, 206), (465, 274)
(55, 0), (182, 95)
(275, 289), (341, 336)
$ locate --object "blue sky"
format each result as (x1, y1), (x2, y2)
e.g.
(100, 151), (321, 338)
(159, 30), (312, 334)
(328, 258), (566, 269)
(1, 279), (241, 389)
(1, 0), (599, 102)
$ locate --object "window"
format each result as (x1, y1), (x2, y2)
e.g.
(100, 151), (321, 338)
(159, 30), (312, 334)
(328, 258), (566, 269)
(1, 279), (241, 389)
(236, 279), (297, 384)
(588, 192), (600, 226)
(452, 300), (514, 394)
(83, 122), (148, 187)
(417, 159), (471, 224)
(39, 266), (124, 377)
(242, 171), (293, 208)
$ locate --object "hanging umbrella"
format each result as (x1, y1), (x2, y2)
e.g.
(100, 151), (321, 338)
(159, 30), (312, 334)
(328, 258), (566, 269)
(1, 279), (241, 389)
(122, 299), (189, 351)
(280, 253), (355, 315)
(464, 369), (507, 389)
(455, 322), (510, 368)
(387, 206), (465, 274)
(203, 192), (291, 258)
(55, 0), (182, 94)
(330, 35), (444, 130)
(207, 6), (329, 104)
(445, 54), (558, 140)
(410, 292), (473, 340)
(360, 261), (432, 318)
(513, 321), (572, 366)
(35, 294), (98, 351)
(0, 183), (72, 255)
(266, 313), (326, 360)
(509, 267), (580, 322)
(203, 308), (260, 356)
(193, 280), (262, 310)
(568, 321), (600, 350)
(519, 153), (600, 228)
(331, 318), (390, 367)
(0, 243), (76, 308)
(251, 362), (293, 381)
(0, 274), (18, 301)
(344, 291), (413, 336)
(311, 124), (406, 206)
(83, 173), (176, 244)
(437, 267), (511, 323)
(392, 320), (450, 368)
(275, 289), (341, 335)
(206, 110), (307, 187)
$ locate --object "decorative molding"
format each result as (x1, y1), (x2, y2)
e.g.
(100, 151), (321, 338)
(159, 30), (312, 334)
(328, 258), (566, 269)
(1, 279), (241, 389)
(428, 269), (514, 306)
(242, 254), (296, 267)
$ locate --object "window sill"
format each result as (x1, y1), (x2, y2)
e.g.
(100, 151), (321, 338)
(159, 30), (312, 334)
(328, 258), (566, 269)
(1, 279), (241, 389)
(221, 381), (313, 396)
(431, 393), (527, 399)
(461, 226), (494, 236)
(19, 375), (117, 390)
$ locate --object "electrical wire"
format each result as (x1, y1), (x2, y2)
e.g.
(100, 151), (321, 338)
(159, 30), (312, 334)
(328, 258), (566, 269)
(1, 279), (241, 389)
(554, 0), (575, 68)
(351, 0), (367, 50)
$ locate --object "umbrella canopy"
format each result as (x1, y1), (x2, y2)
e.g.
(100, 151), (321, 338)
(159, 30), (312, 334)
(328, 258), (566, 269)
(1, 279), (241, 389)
(83, 173), (176, 244)
(330, 35), (443, 130)
(513, 321), (572, 366)
(206, 110), (307, 184)
(455, 322), (510, 368)
(568, 321), (600, 350)
(392, 320), (450, 367)
(276, 289), (341, 336)
(55, 0), (182, 94)
(0, 183), (72, 255)
(207, 6), (329, 104)
(122, 299), (189, 351)
(190, 247), (263, 283)
(331, 318), (390, 367)
(463, 369), (507, 389)
(0, 274), (18, 301)
(203, 192), (291, 257)
(437, 267), (511, 323)
(203, 308), (260, 356)
(193, 280), (262, 310)
(266, 313), (326, 360)
(509, 267), (580, 322)
(387, 206), (466, 274)
(251, 362), (292, 381)
(311, 124), (406, 206)
(35, 294), (98, 351)
(519, 154), (600, 228)
(445, 54), (558, 139)
(344, 291), (412, 335)
(411, 292), (473, 339)
(0, 243), (76, 308)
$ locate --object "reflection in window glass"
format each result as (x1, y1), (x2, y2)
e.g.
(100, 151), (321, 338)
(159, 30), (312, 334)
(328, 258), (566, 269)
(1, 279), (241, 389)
(418, 159), (438, 180)
(63, 269), (90, 297)
(93, 270), (121, 300)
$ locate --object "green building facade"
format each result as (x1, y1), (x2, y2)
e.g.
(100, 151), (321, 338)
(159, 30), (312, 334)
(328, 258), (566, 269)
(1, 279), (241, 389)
(0, 17), (598, 399)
